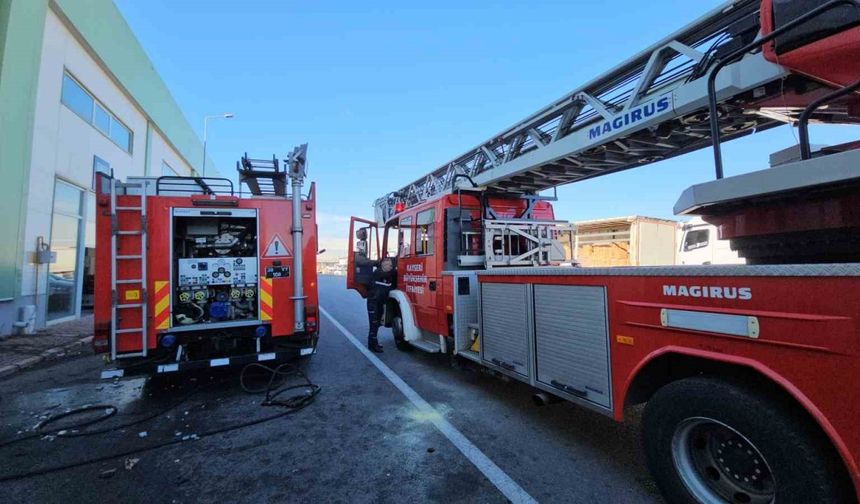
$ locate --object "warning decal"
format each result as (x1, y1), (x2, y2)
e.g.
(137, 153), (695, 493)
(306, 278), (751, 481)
(263, 234), (290, 258)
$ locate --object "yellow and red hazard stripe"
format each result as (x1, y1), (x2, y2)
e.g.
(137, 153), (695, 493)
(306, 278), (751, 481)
(154, 280), (170, 330)
(259, 277), (273, 321)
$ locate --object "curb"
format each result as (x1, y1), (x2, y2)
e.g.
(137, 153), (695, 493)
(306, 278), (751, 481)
(0, 335), (93, 379)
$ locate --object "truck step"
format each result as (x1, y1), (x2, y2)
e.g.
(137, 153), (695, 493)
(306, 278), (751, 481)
(117, 230), (143, 236)
(116, 279), (143, 284)
(116, 303), (142, 309)
(115, 206), (142, 211)
(116, 328), (143, 334)
(410, 338), (442, 353)
(117, 255), (142, 260)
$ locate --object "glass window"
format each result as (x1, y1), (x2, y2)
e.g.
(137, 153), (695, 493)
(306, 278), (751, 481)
(53, 180), (84, 216)
(683, 229), (710, 251)
(48, 180), (83, 321)
(399, 217), (413, 258)
(416, 209), (434, 256)
(61, 74), (93, 122)
(384, 221), (399, 258)
(92, 156), (110, 189)
(60, 71), (133, 154)
(94, 103), (110, 135)
(110, 118), (132, 153)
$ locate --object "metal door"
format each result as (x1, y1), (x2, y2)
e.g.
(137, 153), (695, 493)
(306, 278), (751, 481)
(481, 282), (530, 377)
(533, 284), (611, 409)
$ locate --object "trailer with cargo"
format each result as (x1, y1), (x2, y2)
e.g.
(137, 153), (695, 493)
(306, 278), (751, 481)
(346, 1), (860, 502)
(571, 215), (679, 267)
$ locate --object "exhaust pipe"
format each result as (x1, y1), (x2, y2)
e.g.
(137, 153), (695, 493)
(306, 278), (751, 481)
(287, 144), (308, 332)
(532, 392), (562, 407)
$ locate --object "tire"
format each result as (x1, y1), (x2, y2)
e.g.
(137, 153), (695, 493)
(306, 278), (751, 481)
(642, 376), (853, 504)
(391, 313), (412, 352)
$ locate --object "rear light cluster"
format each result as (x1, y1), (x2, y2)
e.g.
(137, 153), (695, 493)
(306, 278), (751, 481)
(305, 305), (319, 333)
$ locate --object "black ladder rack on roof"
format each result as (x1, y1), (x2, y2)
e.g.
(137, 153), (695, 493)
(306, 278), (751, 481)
(156, 176), (234, 196)
(237, 153), (287, 196)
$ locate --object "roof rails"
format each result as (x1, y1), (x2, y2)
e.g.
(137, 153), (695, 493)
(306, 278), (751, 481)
(237, 153), (287, 196)
(156, 176), (234, 196)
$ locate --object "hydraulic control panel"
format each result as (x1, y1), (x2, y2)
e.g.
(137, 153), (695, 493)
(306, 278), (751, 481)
(177, 257), (259, 287)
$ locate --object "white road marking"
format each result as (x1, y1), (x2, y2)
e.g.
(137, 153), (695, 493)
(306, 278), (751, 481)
(320, 306), (538, 504)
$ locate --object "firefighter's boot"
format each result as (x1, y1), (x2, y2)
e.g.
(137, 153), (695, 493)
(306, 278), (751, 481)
(368, 335), (383, 353)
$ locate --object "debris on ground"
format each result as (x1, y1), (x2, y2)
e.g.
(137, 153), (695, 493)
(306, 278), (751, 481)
(138, 431), (148, 438)
(99, 468), (117, 479)
(124, 457), (139, 470)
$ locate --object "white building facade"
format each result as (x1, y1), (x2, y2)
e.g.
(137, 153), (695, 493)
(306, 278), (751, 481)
(0, 0), (216, 334)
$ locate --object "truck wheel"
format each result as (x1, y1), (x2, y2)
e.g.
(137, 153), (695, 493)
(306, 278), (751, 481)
(391, 314), (412, 352)
(642, 376), (851, 504)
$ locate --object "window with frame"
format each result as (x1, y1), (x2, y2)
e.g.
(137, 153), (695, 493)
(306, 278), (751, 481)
(399, 217), (413, 258)
(683, 229), (710, 251)
(61, 72), (133, 154)
(415, 208), (434, 256)
(92, 156), (110, 190)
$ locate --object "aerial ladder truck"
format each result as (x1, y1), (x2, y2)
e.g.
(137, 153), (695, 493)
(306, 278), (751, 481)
(346, 1), (860, 502)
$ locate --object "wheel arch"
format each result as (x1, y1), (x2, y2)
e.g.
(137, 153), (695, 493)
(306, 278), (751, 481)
(622, 347), (858, 497)
(386, 290), (421, 342)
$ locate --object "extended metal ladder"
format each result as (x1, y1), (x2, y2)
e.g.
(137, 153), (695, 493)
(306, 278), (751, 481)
(372, 0), (857, 222)
(109, 178), (148, 360)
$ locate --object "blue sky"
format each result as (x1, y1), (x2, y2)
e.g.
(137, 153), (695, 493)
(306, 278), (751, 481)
(115, 0), (859, 257)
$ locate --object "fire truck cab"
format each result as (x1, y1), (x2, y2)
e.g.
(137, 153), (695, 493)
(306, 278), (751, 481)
(347, 189), (572, 353)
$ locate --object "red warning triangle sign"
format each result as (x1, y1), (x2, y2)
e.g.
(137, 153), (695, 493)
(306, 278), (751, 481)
(263, 234), (290, 257)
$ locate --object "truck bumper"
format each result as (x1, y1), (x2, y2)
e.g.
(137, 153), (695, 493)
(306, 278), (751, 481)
(100, 345), (316, 380)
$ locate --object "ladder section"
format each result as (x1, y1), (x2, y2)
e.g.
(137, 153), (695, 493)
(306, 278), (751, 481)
(483, 220), (574, 268)
(110, 178), (148, 360)
(373, 0), (853, 222)
(237, 153), (287, 196)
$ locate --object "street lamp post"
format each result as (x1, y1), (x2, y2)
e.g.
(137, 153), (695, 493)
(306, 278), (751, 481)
(202, 113), (234, 176)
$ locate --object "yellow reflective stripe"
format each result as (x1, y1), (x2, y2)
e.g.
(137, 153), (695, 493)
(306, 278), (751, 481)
(155, 296), (170, 316)
(260, 289), (272, 307)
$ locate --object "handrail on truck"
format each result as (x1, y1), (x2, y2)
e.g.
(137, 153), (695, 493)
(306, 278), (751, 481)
(706, 0), (860, 179)
(798, 76), (860, 160)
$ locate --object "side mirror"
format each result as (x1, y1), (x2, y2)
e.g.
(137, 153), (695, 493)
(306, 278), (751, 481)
(317, 249), (327, 255)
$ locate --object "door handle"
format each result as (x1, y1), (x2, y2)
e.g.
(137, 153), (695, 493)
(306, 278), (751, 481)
(550, 379), (588, 398)
(429, 281), (437, 291)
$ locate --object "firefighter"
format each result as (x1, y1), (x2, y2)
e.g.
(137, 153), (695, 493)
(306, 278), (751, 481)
(366, 256), (395, 353)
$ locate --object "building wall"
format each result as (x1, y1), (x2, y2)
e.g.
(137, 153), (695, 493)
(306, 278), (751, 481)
(150, 126), (195, 177)
(0, 0), (49, 317)
(0, 0), (207, 334)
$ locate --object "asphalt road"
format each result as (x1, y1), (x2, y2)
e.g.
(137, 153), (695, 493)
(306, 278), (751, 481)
(0, 275), (661, 503)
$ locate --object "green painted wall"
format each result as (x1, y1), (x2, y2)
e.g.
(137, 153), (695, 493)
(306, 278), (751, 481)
(0, 0), (49, 300)
(53, 0), (215, 175)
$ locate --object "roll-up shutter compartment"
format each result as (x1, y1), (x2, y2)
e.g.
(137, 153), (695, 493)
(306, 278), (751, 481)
(481, 282), (530, 377)
(534, 284), (611, 409)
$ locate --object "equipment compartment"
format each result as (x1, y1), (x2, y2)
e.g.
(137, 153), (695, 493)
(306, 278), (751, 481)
(533, 284), (611, 409)
(480, 282), (531, 377)
(171, 208), (259, 327)
(449, 271), (480, 361)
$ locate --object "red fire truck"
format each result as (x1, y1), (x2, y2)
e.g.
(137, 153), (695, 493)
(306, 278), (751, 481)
(94, 145), (319, 378)
(347, 1), (860, 502)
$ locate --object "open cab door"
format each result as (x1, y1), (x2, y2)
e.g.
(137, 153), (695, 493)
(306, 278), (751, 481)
(347, 216), (380, 298)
